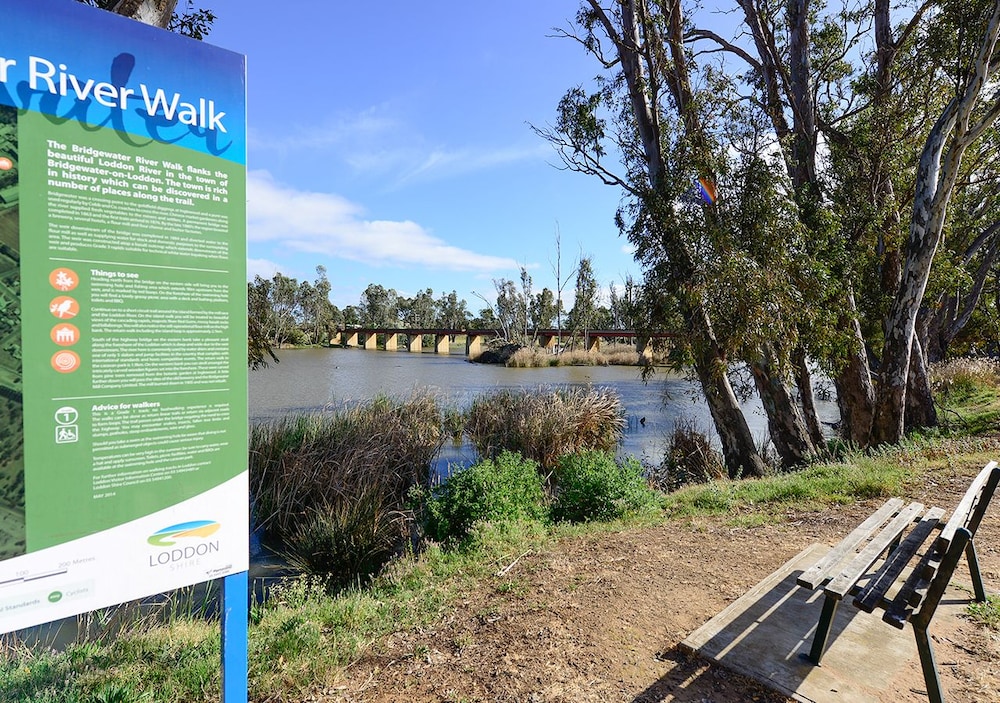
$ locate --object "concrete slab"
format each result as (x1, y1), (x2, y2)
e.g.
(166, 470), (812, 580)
(680, 543), (973, 702)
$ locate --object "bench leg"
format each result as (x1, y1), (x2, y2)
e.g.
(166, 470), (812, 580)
(807, 595), (839, 664)
(965, 539), (987, 603)
(914, 624), (944, 703)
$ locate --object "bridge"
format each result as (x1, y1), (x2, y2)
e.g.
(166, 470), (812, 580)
(331, 327), (678, 360)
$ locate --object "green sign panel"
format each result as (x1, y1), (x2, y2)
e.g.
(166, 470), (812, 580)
(0, 0), (248, 633)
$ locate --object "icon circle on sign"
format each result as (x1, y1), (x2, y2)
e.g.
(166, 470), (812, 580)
(0, 157), (12, 171)
(55, 406), (78, 424)
(51, 323), (80, 346)
(49, 296), (79, 319)
(51, 350), (80, 374)
(49, 268), (78, 292)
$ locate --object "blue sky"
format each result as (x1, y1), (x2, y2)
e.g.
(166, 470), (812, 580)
(202, 1), (640, 312)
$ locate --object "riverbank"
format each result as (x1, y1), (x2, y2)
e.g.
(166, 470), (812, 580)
(3, 361), (998, 702)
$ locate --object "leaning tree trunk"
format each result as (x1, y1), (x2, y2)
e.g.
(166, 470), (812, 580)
(793, 347), (826, 448)
(750, 349), (816, 468)
(693, 346), (767, 479)
(874, 2), (1000, 444)
(905, 337), (937, 431)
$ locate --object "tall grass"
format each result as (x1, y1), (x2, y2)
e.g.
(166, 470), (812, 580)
(506, 344), (649, 368)
(465, 387), (626, 469)
(250, 392), (444, 585)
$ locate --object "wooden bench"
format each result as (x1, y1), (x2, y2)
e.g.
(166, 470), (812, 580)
(797, 461), (1000, 703)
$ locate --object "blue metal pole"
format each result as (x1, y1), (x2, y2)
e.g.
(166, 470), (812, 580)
(221, 571), (249, 703)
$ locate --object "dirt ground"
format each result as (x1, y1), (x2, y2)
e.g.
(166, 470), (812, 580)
(321, 460), (1000, 703)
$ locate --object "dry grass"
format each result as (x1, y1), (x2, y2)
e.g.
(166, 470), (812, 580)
(465, 386), (626, 470)
(931, 358), (1000, 395)
(506, 343), (649, 368)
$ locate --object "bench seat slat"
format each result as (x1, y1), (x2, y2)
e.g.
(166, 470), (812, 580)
(853, 507), (944, 613)
(825, 502), (926, 599)
(884, 544), (945, 629)
(796, 498), (905, 590)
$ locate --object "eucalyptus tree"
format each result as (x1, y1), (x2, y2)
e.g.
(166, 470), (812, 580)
(537, 1), (843, 474)
(567, 257), (599, 340)
(359, 284), (400, 328)
(400, 288), (438, 329)
(530, 287), (559, 329)
(436, 290), (471, 329)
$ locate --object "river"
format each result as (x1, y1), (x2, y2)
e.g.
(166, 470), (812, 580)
(250, 347), (840, 471)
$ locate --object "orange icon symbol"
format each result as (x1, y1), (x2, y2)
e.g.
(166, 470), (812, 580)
(49, 296), (79, 319)
(51, 350), (81, 374)
(49, 268), (79, 292)
(0, 157), (11, 171)
(51, 323), (80, 346)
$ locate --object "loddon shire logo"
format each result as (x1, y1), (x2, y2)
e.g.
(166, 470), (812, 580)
(147, 520), (221, 567)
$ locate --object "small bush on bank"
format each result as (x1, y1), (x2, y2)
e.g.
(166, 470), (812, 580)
(465, 387), (625, 469)
(550, 451), (658, 523)
(283, 490), (408, 591)
(650, 419), (726, 491)
(426, 451), (548, 541)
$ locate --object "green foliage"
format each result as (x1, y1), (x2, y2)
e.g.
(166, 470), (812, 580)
(425, 452), (547, 541)
(550, 451), (657, 523)
(662, 458), (912, 523)
(250, 393), (443, 583)
(966, 594), (1000, 630)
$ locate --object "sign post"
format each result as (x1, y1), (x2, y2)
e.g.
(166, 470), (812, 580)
(0, 0), (249, 695)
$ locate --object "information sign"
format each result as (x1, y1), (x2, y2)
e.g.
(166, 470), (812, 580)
(0, 0), (248, 633)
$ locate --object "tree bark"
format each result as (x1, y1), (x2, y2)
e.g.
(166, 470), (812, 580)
(905, 337), (937, 431)
(113, 0), (178, 28)
(695, 348), (768, 478)
(750, 351), (815, 468)
(835, 291), (876, 444)
(794, 347), (826, 448)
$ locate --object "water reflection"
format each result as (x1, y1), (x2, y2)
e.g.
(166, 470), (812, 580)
(250, 348), (839, 470)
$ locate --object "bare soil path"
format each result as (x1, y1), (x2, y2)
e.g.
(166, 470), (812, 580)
(323, 462), (1000, 703)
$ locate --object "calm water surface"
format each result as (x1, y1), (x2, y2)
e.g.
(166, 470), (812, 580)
(250, 348), (839, 468)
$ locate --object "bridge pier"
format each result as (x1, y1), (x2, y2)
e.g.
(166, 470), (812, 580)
(636, 335), (653, 361)
(539, 334), (557, 353)
(586, 335), (600, 353)
(408, 334), (422, 353)
(385, 333), (398, 351)
(330, 331), (341, 346)
(345, 330), (359, 347)
(434, 334), (450, 354)
(363, 331), (377, 350)
(466, 333), (484, 359)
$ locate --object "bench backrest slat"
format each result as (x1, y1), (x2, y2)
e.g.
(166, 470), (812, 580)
(938, 461), (1000, 551)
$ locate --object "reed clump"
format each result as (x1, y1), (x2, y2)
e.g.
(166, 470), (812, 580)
(505, 344), (646, 368)
(250, 392), (444, 587)
(465, 387), (625, 470)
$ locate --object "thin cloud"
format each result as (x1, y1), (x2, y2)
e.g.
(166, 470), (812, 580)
(247, 258), (282, 280)
(247, 171), (520, 272)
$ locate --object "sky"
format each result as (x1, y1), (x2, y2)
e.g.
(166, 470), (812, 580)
(200, 1), (641, 313)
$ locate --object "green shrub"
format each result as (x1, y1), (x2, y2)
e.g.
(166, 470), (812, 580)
(550, 451), (657, 523)
(426, 451), (547, 541)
